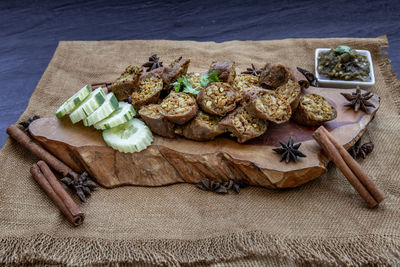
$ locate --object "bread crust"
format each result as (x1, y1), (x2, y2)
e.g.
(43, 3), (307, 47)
(258, 63), (290, 89)
(208, 61), (236, 84)
(138, 104), (175, 138)
(111, 65), (143, 101)
(161, 57), (190, 90)
(175, 111), (225, 141)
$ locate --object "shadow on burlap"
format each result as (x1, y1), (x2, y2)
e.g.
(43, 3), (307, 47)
(0, 36), (399, 266)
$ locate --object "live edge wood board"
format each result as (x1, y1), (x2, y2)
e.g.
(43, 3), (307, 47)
(29, 87), (380, 189)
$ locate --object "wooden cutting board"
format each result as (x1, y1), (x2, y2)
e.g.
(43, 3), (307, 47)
(29, 87), (380, 189)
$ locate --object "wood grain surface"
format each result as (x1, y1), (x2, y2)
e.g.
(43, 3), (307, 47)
(28, 86), (380, 189)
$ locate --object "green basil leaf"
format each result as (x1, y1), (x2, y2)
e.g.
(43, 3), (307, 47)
(200, 70), (220, 88)
(334, 45), (351, 55)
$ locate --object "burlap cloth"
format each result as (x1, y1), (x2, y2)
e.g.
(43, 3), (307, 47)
(0, 36), (399, 266)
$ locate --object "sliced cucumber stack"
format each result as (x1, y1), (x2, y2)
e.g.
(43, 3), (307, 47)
(56, 85), (91, 118)
(69, 87), (107, 124)
(94, 102), (136, 130)
(83, 93), (119, 126)
(103, 118), (153, 153)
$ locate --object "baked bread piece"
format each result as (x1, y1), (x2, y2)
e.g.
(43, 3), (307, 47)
(232, 73), (259, 96)
(131, 72), (163, 110)
(220, 104), (268, 143)
(160, 91), (198, 125)
(246, 88), (292, 124)
(138, 104), (175, 138)
(275, 81), (302, 110)
(258, 63), (290, 89)
(111, 65), (143, 101)
(161, 57), (190, 90)
(175, 111), (225, 141)
(208, 61), (236, 83)
(196, 82), (241, 116)
(292, 94), (337, 126)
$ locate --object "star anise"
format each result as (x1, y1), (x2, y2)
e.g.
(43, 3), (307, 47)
(297, 67), (319, 87)
(241, 64), (261, 76)
(223, 179), (249, 193)
(273, 136), (306, 163)
(61, 171), (97, 202)
(341, 88), (375, 113)
(348, 139), (374, 159)
(142, 54), (163, 72)
(196, 178), (248, 194)
(19, 115), (40, 131)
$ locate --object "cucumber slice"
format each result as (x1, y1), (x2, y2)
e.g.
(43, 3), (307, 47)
(83, 93), (119, 126)
(102, 118), (154, 153)
(69, 87), (107, 124)
(56, 85), (91, 118)
(94, 102), (136, 130)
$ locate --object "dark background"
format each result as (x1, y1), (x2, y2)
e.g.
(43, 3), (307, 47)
(1, 0), (399, 147)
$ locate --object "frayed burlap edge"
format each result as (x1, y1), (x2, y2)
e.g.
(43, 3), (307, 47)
(1, 232), (400, 266)
(1, 38), (400, 267)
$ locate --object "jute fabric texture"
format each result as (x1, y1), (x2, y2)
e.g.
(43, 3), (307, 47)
(0, 36), (399, 266)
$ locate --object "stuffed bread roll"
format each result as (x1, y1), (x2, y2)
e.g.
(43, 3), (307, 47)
(131, 72), (163, 110)
(292, 94), (337, 126)
(246, 88), (292, 124)
(258, 63), (290, 89)
(175, 111), (225, 141)
(208, 61), (236, 84)
(111, 65), (143, 101)
(160, 91), (198, 125)
(232, 73), (259, 97)
(219, 104), (268, 143)
(197, 82), (241, 116)
(138, 104), (175, 138)
(161, 57), (190, 90)
(275, 81), (302, 110)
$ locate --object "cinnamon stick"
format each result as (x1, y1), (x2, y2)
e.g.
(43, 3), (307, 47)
(320, 127), (385, 203)
(91, 81), (112, 92)
(313, 127), (378, 208)
(6, 125), (78, 180)
(30, 161), (84, 226)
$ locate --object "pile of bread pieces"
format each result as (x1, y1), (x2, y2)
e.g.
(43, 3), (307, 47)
(110, 57), (337, 143)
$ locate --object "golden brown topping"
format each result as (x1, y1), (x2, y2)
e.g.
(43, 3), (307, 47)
(197, 82), (240, 116)
(138, 104), (164, 118)
(220, 104), (268, 143)
(160, 91), (198, 124)
(131, 72), (163, 110)
(275, 81), (302, 110)
(292, 93), (337, 126)
(258, 63), (290, 89)
(232, 74), (259, 94)
(247, 88), (292, 124)
(187, 72), (202, 85)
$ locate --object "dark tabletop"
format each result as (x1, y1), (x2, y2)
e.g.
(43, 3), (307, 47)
(1, 0), (399, 146)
